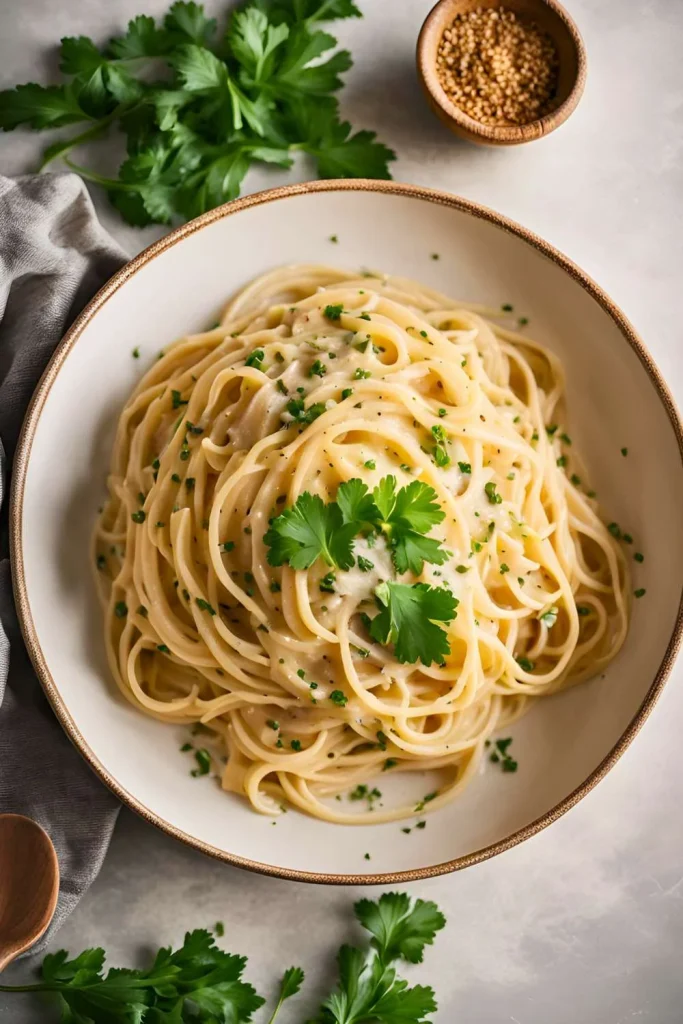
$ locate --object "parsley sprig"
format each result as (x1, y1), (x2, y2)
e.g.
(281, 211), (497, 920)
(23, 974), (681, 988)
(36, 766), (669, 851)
(264, 475), (450, 576)
(310, 892), (445, 1024)
(0, 0), (395, 226)
(0, 893), (445, 1024)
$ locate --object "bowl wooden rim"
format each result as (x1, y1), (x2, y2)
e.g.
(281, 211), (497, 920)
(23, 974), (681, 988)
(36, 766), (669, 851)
(10, 178), (683, 884)
(416, 0), (588, 145)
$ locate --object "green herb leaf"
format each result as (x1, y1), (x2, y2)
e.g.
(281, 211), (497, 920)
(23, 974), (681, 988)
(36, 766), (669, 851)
(355, 892), (446, 965)
(369, 582), (457, 666)
(264, 492), (356, 570)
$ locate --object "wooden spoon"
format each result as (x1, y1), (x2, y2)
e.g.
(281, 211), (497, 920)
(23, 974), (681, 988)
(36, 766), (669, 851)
(0, 814), (59, 971)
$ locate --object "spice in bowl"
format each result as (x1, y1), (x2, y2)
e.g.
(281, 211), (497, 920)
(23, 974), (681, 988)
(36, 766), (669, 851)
(436, 6), (559, 127)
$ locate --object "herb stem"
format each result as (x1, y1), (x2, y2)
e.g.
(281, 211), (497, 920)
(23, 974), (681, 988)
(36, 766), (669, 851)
(62, 158), (137, 191)
(38, 113), (118, 170)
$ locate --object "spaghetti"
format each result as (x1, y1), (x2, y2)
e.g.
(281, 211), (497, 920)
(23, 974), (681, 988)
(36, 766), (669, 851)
(94, 264), (629, 822)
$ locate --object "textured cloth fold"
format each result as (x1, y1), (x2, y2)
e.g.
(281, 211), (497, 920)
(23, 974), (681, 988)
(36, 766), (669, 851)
(0, 173), (125, 948)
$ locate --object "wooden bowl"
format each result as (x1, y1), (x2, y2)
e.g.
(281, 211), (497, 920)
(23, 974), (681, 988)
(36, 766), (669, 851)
(417, 0), (587, 145)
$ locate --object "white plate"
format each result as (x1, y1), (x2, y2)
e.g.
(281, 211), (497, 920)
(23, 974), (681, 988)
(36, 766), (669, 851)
(11, 181), (683, 882)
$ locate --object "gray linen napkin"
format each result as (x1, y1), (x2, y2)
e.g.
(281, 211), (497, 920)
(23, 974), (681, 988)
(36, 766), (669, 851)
(0, 172), (126, 948)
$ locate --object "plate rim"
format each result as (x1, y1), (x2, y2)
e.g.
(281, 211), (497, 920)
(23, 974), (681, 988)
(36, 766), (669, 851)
(10, 177), (683, 884)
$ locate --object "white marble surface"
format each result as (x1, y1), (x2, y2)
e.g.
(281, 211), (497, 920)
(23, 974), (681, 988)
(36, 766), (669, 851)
(1, 0), (683, 1020)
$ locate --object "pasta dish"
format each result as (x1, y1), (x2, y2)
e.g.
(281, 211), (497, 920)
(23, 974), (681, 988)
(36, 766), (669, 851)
(94, 265), (628, 822)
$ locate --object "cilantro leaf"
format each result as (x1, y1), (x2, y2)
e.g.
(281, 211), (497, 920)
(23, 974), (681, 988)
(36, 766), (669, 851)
(369, 582), (457, 666)
(264, 492), (356, 570)
(355, 893), (446, 965)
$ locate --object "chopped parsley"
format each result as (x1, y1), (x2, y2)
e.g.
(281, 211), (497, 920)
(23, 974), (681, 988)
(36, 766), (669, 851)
(319, 571), (336, 593)
(515, 655), (535, 672)
(490, 737), (517, 773)
(621, 447), (628, 457)
(634, 552), (644, 563)
(458, 461), (472, 475)
(195, 598), (216, 616)
(539, 606), (558, 627)
(132, 346), (140, 358)
(431, 424), (450, 467)
(484, 482), (502, 505)
(634, 588), (646, 599)
(283, 397), (326, 427)
(354, 367), (372, 380)
(114, 601), (127, 619)
(191, 748), (211, 777)
(329, 690), (348, 706)
(310, 359), (327, 377)
(245, 349), (265, 370)
(131, 510), (146, 524)
(323, 303), (343, 321)
(171, 389), (187, 410)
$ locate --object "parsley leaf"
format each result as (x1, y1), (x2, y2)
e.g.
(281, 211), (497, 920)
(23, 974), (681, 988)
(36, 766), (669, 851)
(369, 582), (458, 666)
(355, 892), (446, 965)
(269, 965), (305, 1022)
(264, 492), (356, 570)
(14, 929), (265, 1023)
(371, 477), (449, 575)
(310, 892), (443, 1024)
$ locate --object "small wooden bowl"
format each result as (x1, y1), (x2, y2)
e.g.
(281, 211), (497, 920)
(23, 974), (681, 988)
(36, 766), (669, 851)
(417, 0), (587, 146)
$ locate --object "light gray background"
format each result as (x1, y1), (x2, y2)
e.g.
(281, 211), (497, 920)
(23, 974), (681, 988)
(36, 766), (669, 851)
(1, 0), (682, 1020)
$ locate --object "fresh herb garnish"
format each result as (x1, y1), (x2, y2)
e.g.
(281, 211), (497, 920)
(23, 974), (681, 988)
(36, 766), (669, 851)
(265, 475), (448, 576)
(0, 1), (395, 226)
(430, 424), (450, 467)
(368, 581), (457, 666)
(283, 397), (326, 427)
(191, 747), (211, 776)
(484, 481), (502, 505)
